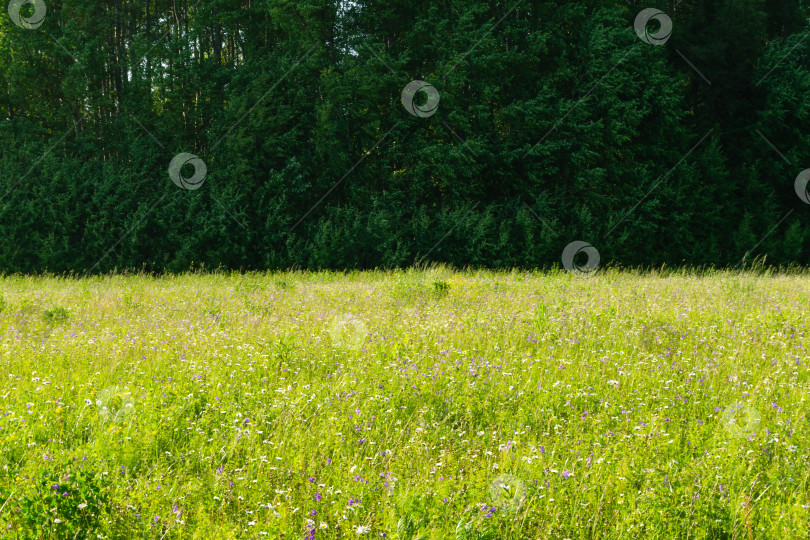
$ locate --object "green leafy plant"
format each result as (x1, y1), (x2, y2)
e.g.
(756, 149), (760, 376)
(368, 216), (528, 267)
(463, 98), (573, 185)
(432, 280), (450, 298)
(15, 466), (111, 539)
(43, 307), (69, 323)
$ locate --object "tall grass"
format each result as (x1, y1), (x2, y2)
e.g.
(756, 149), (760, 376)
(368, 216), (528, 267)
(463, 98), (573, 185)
(0, 267), (807, 538)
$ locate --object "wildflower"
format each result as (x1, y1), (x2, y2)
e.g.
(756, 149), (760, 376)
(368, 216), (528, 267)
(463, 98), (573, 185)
(78, 503), (87, 509)
(355, 525), (371, 534)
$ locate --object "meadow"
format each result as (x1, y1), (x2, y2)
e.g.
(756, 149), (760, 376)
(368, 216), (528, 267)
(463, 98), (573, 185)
(0, 267), (808, 539)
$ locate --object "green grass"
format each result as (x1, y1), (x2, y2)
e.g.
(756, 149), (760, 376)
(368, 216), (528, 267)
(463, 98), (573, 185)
(0, 267), (808, 538)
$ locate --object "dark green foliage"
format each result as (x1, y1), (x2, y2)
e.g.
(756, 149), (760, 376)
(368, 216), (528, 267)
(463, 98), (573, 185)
(432, 279), (450, 297)
(14, 466), (111, 538)
(0, 0), (808, 272)
(43, 307), (69, 322)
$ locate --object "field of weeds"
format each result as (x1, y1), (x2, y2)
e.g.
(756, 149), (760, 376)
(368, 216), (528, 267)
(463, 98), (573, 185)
(0, 268), (808, 538)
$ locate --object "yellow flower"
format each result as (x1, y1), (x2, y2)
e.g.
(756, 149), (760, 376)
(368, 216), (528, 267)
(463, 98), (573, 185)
(55, 407), (62, 414)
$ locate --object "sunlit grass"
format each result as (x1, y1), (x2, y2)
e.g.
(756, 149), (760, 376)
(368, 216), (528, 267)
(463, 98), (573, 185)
(0, 267), (808, 538)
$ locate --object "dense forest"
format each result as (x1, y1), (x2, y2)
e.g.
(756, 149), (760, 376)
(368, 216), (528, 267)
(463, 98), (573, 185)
(1, 0), (809, 273)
